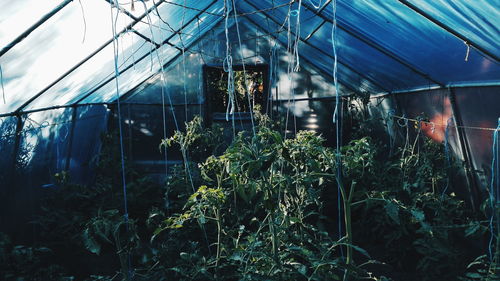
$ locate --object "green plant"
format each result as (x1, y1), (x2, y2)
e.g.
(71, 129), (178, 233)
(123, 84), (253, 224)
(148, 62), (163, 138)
(0, 232), (72, 281)
(83, 209), (140, 280)
(151, 118), (382, 280)
(345, 129), (490, 280)
(5, 108), (495, 281)
(26, 132), (164, 280)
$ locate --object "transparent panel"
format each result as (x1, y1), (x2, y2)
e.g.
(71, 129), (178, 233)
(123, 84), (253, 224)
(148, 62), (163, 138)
(124, 53), (205, 105)
(17, 108), (73, 185)
(82, 1), (225, 104)
(69, 105), (108, 183)
(0, 0), (131, 114)
(25, 34), (153, 110)
(1, 108), (73, 239)
(79, 44), (179, 104)
(112, 104), (202, 163)
(320, 0), (500, 88)
(132, 0), (215, 44)
(168, 0), (225, 48)
(0, 116), (18, 184)
(297, 40), (381, 93)
(275, 99), (336, 145)
(0, 115), (19, 232)
(396, 89), (458, 145)
(238, 5), (381, 93)
(308, 22), (432, 90)
(0, 0), (61, 46)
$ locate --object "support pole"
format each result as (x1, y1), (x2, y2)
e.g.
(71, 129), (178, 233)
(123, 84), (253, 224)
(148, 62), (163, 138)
(11, 114), (24, 174)
(448, 88), (480, 209)
(64, 106), (78, 172)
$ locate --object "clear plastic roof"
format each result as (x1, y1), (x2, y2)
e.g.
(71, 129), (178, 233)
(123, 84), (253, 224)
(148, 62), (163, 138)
(0, 0), (498, 116)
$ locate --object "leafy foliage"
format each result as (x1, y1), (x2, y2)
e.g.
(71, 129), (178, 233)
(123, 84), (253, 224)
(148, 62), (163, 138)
(1, 110), (497, 281)
(1, 132), (165, 280)
(148, 117), (382, 281)
(345, 128), (494, 280)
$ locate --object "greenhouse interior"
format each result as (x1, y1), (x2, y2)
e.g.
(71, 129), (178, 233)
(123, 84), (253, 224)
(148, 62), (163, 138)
(0, 0), (499, 280)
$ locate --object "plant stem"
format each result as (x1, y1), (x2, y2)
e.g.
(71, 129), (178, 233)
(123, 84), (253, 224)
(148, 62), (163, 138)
(114, 228), (130, 281)
(338, 180), (354, 279)
(215, 208), (222, 267)
(269, 212), (279, 264)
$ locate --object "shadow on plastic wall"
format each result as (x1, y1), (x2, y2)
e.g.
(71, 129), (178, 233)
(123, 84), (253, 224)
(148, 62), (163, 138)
(0, 105), (108, 243)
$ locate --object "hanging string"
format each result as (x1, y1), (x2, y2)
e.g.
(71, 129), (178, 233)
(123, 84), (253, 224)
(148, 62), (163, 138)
(292, 0), (302, 72)
(180, 0), (189, 123)
(330, 0), (344, 253)
(196, 16), (207, 65)
(109, 2), (132, 280)
(178, 0), (198, 193)
(292, 0), (302, 134)
(262, 0), (294, 128)
(284, 1), (298, 138)
(223, 0), (236, 126)
(389, 114), (499, 132)
(196, 17), (205, 116)
(464, 41), (470, 62)
(138, 0), (170, 185)
(488, 117), (500, 261)
(308, 0), (323, 9)
(139, 1), (197, 197)
(77, 0), (87, 44)
(56, 123), (70, 173)
(267, 40), (279, 115)
(286, 5), (294, 77)
(231, 0), (256, 136)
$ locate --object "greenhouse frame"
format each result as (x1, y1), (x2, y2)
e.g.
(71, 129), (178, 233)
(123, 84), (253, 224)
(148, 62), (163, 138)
(0, 0), (499, 280)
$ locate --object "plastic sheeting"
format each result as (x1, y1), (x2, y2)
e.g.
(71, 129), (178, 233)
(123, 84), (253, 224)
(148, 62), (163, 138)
(320, 0), (500, 86)
(405, 0), (499, 59)
(455, 87), (500, 191)
(0, 0), (498, 116)
(0, 0), (132, 114)
(0, 0), (224, 115)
